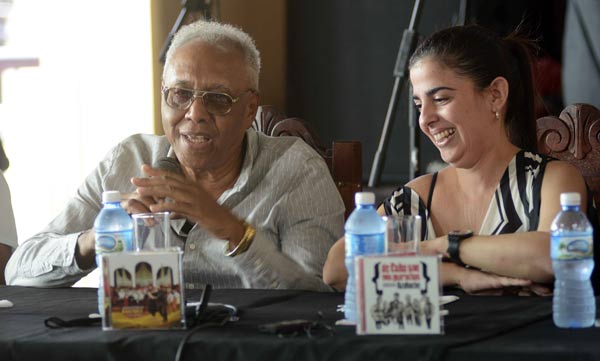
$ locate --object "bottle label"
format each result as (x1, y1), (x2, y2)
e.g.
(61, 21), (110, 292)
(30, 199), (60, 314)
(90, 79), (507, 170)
(346, 233), (386, 256)
(95, 230), (133, 254)
(551, 234), (593, 260)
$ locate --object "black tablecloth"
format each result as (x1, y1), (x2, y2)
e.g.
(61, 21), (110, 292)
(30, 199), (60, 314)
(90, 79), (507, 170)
(1, 286), (599, 361)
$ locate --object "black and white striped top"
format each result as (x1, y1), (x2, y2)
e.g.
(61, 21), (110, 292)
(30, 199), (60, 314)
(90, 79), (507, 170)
(382, 151), (551, 240)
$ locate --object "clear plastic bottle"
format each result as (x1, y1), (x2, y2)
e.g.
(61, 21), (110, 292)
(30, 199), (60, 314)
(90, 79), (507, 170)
(94, 190), (133, 315)
(344, 192), (386, 322)
(550, 192), (596, 328)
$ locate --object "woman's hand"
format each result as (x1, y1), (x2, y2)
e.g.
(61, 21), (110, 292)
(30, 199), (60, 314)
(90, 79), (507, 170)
(419, 236), (449, 257)
(513, 283), (553, 296)
(449, 263), (532, 294)
(323, 237), (348, 291)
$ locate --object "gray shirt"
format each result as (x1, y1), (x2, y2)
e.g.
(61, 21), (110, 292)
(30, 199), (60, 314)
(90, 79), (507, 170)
(5, 128), (344, 291)
(0, 170), (17, 249)
(562, 0), (600, 109)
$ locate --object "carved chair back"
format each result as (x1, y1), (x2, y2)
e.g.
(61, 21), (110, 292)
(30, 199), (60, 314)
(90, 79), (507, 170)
(536, 103), (600, 216)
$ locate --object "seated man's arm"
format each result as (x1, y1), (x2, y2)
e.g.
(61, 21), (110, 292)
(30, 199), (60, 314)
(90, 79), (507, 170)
(0, 170), (17, 285)
(5, 194), (100, 287)
(0, 244), (12, 285)
(131, 137), (345, 291)
(230, 154), (345, 291)
(5, 137), (145, 287)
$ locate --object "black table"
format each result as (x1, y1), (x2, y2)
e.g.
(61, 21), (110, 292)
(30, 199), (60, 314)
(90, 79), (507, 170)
(1, 286), (599, 361)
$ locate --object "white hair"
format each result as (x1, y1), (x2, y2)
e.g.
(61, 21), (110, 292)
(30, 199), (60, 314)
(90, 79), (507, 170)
(163, 20), (261, 88)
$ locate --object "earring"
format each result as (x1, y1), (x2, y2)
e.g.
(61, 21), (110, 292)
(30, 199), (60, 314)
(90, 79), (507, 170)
(495, 111), (500, 120)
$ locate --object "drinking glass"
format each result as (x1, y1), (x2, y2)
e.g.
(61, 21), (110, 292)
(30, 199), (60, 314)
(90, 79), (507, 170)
(132, 212), (171, 251)
(385, 214), (421, 255)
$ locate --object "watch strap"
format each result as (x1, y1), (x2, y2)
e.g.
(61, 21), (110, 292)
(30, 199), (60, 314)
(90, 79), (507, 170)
(447, 230), (473, 267)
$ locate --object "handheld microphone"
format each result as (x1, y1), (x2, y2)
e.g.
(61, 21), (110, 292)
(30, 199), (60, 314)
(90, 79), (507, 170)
(152, 157), (195, 235)
(153, 157), (183, 175)
(149, 157), (181, 204)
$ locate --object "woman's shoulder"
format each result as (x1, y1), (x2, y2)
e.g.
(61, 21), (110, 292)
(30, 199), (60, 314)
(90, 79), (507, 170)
(389, 173), (434, 202)
(405, 173), (436, 197)
(517, 150), (583, 183)
(542, 158), (587, 191)
(382, 173), (436, 216)
(544, 158), (581, 173)
(517, 150), (554, 170)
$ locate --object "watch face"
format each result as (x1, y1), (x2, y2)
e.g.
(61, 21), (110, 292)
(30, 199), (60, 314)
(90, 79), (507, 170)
(448, 230), (473, 240)
(449, 230), (473, 238)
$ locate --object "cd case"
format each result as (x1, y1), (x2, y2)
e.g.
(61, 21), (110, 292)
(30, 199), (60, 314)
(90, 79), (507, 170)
(355, 254), (443, 335)
(101, 249), (186, 330)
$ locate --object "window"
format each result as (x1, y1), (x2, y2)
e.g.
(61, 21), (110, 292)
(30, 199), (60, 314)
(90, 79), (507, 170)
(0, 0), (153, 249)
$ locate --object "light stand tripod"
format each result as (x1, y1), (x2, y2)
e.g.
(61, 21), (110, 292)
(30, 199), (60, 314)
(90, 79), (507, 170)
(368, 0), (423, 187)
(368, 0), (468, 187)
(159, 0), (216, 64)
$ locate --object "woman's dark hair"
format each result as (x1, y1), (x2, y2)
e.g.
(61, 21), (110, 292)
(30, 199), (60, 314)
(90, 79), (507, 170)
(409, 24), (539, 152)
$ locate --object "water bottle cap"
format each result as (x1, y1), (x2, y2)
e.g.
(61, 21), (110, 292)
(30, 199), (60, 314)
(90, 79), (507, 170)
(560, 192), (581, 206)
(102, 190), (121, 203)
(355, 192), (375, 205)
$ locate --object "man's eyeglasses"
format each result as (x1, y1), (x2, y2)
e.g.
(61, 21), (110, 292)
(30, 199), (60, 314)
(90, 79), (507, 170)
(162, 86), (255, 116)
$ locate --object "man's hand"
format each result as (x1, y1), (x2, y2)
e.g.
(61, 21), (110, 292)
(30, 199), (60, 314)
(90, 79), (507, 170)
(75, 190), (156, 271)
(131, 164), (245, 244)
(120, 192), (155, 215)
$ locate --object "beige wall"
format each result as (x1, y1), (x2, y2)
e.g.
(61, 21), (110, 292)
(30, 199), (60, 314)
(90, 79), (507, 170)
(150, 0), (287, 135)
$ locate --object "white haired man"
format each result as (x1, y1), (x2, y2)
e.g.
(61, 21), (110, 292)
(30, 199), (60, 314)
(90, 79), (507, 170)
(6, 21), (344, 291)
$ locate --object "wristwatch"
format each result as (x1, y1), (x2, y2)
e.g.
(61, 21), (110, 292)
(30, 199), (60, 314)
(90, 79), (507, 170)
(447, 230), (473, 267)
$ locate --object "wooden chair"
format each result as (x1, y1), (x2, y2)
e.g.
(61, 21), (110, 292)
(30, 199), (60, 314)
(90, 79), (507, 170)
(536, 103), (600, 214)
(253, 105), (362, 219)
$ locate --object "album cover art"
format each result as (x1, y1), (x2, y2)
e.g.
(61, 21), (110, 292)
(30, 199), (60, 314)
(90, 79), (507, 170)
(355, 255), (442, 335)
(101, 250), (185, 330)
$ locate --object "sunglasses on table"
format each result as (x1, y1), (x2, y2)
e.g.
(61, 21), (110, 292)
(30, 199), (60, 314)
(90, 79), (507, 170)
(161, 86), (256, 116)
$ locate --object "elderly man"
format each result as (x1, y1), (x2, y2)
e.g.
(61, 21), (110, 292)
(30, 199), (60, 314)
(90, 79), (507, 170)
(6, 20), (344, 291)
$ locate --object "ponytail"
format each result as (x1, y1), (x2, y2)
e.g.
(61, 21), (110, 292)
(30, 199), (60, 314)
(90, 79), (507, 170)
(502, 34), (539, 151)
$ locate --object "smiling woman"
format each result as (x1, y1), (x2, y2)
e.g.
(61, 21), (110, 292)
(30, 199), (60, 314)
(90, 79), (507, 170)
(323, 24), (599, 296)
(0, 0), (153, 244)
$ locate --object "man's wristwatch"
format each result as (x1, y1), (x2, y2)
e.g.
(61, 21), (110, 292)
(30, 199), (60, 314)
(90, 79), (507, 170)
(447, 230), (473, 267)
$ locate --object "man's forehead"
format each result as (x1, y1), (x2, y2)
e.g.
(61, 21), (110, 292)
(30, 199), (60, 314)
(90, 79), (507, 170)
(174, 38), (243, 60)
(164, 58), (244, 85)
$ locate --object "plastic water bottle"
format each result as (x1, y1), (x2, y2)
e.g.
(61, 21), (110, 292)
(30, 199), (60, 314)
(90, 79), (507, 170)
(550, 192), (596, 328)
(94, 190), (133, 315)
(344, 192), (386, 322)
